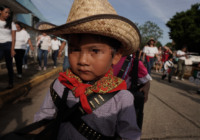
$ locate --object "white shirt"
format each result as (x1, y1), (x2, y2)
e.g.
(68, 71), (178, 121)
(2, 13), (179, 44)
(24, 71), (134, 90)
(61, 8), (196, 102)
(51, 39), (61, 50)
(0, 20), (17, 43)
(15, 30), (30, 50)
(164, 60), (174, 71)
(143, 46), (158, 57)
(177, 50), (186, 60)
(39, 35), (51, 50)
(64, 40), (68, 57)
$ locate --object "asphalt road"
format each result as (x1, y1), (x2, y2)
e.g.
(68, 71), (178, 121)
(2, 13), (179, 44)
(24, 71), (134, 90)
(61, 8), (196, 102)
(0, 72), (200, 139)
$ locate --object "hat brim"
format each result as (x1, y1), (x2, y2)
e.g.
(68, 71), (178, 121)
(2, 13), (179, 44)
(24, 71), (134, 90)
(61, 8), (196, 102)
(36, 14), (141, 56)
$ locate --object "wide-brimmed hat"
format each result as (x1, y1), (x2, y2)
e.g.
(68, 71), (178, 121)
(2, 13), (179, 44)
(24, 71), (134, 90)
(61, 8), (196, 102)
(147, 38), (157, 45)
(36, 0), (141, 56)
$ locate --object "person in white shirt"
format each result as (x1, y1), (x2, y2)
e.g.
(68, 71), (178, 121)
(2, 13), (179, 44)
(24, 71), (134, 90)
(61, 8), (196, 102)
(22, 27), (30, 70)
(58, 39), (70, 71)
(51, 36), (61, 68)
(142, 38), (158, 77)
(174, 45), (188, 81)
(37, 33), (51, 70)
(0, 5), (16, 89)
(14, 22), (34, 78)
(162, 56), (176, 83)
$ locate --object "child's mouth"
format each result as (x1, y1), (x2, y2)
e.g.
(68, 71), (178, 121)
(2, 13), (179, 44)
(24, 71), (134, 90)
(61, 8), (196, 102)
(78, 69), (90, 74)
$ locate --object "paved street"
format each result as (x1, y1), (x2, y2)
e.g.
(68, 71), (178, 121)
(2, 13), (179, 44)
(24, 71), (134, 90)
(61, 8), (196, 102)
(0, 71), (200, 139)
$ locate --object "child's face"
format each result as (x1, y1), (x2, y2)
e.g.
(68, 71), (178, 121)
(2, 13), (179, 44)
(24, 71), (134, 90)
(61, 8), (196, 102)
(68, 34), (122, 81)
(169, 58), (173, 62)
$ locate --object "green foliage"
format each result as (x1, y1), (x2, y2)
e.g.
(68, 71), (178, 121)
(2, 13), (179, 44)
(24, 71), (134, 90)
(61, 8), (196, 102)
(156, 41), (163, 48)
(166, 3), (200, 53)
(165, 42), (172, 47)
(138, 21), (163, 48)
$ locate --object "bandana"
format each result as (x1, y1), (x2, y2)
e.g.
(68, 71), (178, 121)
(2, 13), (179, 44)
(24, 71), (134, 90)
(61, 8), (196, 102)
(58, 67), (127, 114)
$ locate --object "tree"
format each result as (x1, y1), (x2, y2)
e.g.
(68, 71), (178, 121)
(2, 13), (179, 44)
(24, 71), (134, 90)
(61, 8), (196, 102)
(165, 42), (172, 47)
(138, 21), (163, 48)
(166, 3), (200, 53)
(156, 41), (163, 48)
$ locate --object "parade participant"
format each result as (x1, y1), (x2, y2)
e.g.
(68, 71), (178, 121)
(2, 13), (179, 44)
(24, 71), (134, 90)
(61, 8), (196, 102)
(0, 5), (16, 89)
(37, 33), (51, 70)
(175, 45), (188, 81)
(155, 47), (162, 72)
(162, 56), (175, 83)
(113, 54), (151, 103)
(34, 0), (141, 139)
(161, 46), (172, 63)
(51, 36), (61, 68)
(14, 22), (34, 78)
(58, 40), (70, 71)
(142, 38), (158, 77)
(22, 27), (30, 69)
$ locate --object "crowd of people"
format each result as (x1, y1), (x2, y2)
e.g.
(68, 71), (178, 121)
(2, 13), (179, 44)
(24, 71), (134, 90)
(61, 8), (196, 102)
(0, 5), (70, 89)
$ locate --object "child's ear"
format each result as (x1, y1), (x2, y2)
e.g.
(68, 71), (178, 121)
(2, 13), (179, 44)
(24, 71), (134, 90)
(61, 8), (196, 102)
(112, 49), (123, 65)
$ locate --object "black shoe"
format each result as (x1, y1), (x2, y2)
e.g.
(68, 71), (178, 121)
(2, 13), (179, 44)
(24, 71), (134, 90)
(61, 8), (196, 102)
(162, 75), (167, 80)
(197, 91), (200, 94)
(168, 76), (172, 83)
(7, 85), (14, 89)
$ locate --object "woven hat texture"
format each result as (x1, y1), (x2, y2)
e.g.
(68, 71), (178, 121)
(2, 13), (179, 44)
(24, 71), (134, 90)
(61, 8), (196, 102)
(37, 0), (141, 56)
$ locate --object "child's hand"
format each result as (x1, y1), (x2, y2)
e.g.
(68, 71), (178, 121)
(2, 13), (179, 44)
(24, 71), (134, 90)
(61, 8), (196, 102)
(139, 81), (150, 103)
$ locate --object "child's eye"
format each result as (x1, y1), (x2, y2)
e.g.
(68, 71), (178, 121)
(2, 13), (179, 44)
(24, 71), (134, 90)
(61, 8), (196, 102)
(92, 49), (101, 54)
(70, 48), (80, 52)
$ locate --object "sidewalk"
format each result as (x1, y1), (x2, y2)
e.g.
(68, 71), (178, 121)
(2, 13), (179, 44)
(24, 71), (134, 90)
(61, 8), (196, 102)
(0, 58), (64, 107)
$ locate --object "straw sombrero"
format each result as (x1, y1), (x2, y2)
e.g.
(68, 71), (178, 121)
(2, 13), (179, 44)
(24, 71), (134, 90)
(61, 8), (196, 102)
(147, 38), (157, 45)
(36, 0), (141, 56)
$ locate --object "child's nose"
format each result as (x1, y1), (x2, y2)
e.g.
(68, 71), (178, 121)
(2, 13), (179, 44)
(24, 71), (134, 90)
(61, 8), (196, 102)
(78, 51), (89, 66)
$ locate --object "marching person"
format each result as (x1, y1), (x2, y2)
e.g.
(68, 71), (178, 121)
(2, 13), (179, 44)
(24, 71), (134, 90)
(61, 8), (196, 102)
(34, 0), (141, 139)
(142, 38), (158, 78)
(37, 33), (51, 70)
(162, 56), (175, 83)
(14, 22), (34, 78)
(0, 5), (16, 89)
(174, 45), (188, 81)
(22, 27), (30, 69)
(155, 46), (162, 72)
(161, 46), (172, 63)
(58, 40), (70, 71)
(51, 36), (61, 68)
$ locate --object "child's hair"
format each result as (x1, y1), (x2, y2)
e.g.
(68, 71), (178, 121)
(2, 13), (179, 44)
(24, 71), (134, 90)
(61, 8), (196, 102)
(15, 22), (22, 30)
(0, 5), (13, 29)
(168, 56), (173, 60)
(68, 34), (122, 53)
(22, 26), (26, 30)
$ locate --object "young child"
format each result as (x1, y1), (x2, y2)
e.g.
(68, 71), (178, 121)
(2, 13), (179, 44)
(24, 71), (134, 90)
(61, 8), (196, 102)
(113, 54), (151, 103)
(34, 0), (141, 139)
(162, 56), (175, 83)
